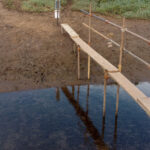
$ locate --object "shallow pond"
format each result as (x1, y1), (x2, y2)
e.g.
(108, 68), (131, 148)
(0, 82), (150, 150)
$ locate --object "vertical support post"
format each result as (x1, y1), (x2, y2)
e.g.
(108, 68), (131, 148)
(103, 70), (108, 118)
(88, 3), (92, 80)
(115, 17), (125, 117)
(118, 17), (126, 72)
(59, 0), (61, 23)
(77, 46), (80, 80)
(57, 0), (58, 25)
(55, 0), (61, 25)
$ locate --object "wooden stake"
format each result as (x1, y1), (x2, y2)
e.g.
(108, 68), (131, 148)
(88, 56), (91, 79)
(77, 46), (80, 80)
(118, 17), (125, 72)
(88, 3), (92, 80)
(115, 18), (125, 115)
(103, 71), (108, 118)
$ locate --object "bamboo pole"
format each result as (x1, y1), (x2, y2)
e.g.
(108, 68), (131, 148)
(118, 17), (125, 72)
(82, 23), (150, 69)
(88, 56), (91, 79)
(115, 18), (125, 117)
(88, 3), (92, 80)
(103, 71), (108, 118)
(77, 46), (80, 80)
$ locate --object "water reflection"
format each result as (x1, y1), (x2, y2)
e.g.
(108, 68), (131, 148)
(0, 83), (150, 150)
(61, 86), (108, 150)
(56, 88), (60, 101)
(61, 84), (121, 150)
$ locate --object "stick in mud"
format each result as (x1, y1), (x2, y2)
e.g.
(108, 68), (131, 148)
(88, 3), (92, 80)
(77, 46), (80, 80)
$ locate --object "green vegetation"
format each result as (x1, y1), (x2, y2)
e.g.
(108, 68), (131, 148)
(2, 0), (17, 9)
(2, 0), (67, 12)
(72, 0), (150, 19)
(22, 0), (67, 12)
(2, 0), (150, 19)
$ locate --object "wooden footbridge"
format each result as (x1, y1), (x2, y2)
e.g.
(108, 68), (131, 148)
(61, 23), (150, 117)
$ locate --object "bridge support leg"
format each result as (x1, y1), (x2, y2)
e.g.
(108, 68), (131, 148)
(103, 70), (109, 118)
(88, 55), (91, 79)
(77, 46), (80, 80)
(115, 17), (125, 117)
(87, 3), (92, 80)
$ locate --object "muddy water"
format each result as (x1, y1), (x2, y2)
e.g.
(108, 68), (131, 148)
(0, 83), (150, 150)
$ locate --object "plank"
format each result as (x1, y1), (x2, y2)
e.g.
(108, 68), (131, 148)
(61, 24), (79, 38)
(61, 24), (150, 116)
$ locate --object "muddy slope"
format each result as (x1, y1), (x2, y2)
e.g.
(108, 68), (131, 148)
(0, 2), (150, 92)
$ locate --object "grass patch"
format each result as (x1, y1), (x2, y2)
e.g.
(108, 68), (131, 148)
(72, 0), (150, 19)
(2, 0), (18, 9)
(21, 0), (67, 12)
(2, 0), (150, 18)
(2, 0), (67, 12)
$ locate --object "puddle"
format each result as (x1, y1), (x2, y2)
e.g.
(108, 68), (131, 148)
(0, 83), (150, 150)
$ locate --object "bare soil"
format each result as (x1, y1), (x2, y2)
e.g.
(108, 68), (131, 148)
(0, 2), (150, 93)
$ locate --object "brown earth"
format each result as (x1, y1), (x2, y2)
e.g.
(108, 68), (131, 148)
(0, 1), (150, 93)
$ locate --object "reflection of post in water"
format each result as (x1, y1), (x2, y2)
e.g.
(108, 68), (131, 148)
(86, 84), (90, 115)
(101, 115), (106, 139)
(115, 85), (120, 117)
(62, 87), (109, 150)
(103, 70), (109, 118)
(84, 84), (90, 141)
(112, 84), (120, 149)
(113, 115), (118, 150)
(72, 86), (75, 99)
(77, 85), (80, 104)
(56, 87), (60, 101)
(102, 71), (108, 139)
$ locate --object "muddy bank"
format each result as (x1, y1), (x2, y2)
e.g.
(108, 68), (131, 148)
(0, 3), (150, 93)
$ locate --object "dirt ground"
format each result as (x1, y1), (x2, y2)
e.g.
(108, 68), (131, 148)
(0, 2), (150, 93)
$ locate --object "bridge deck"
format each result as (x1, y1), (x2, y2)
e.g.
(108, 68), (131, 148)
(61, 23), (150, 116)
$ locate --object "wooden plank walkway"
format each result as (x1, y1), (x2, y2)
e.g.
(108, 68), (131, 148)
(61, 23), (150, 116)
